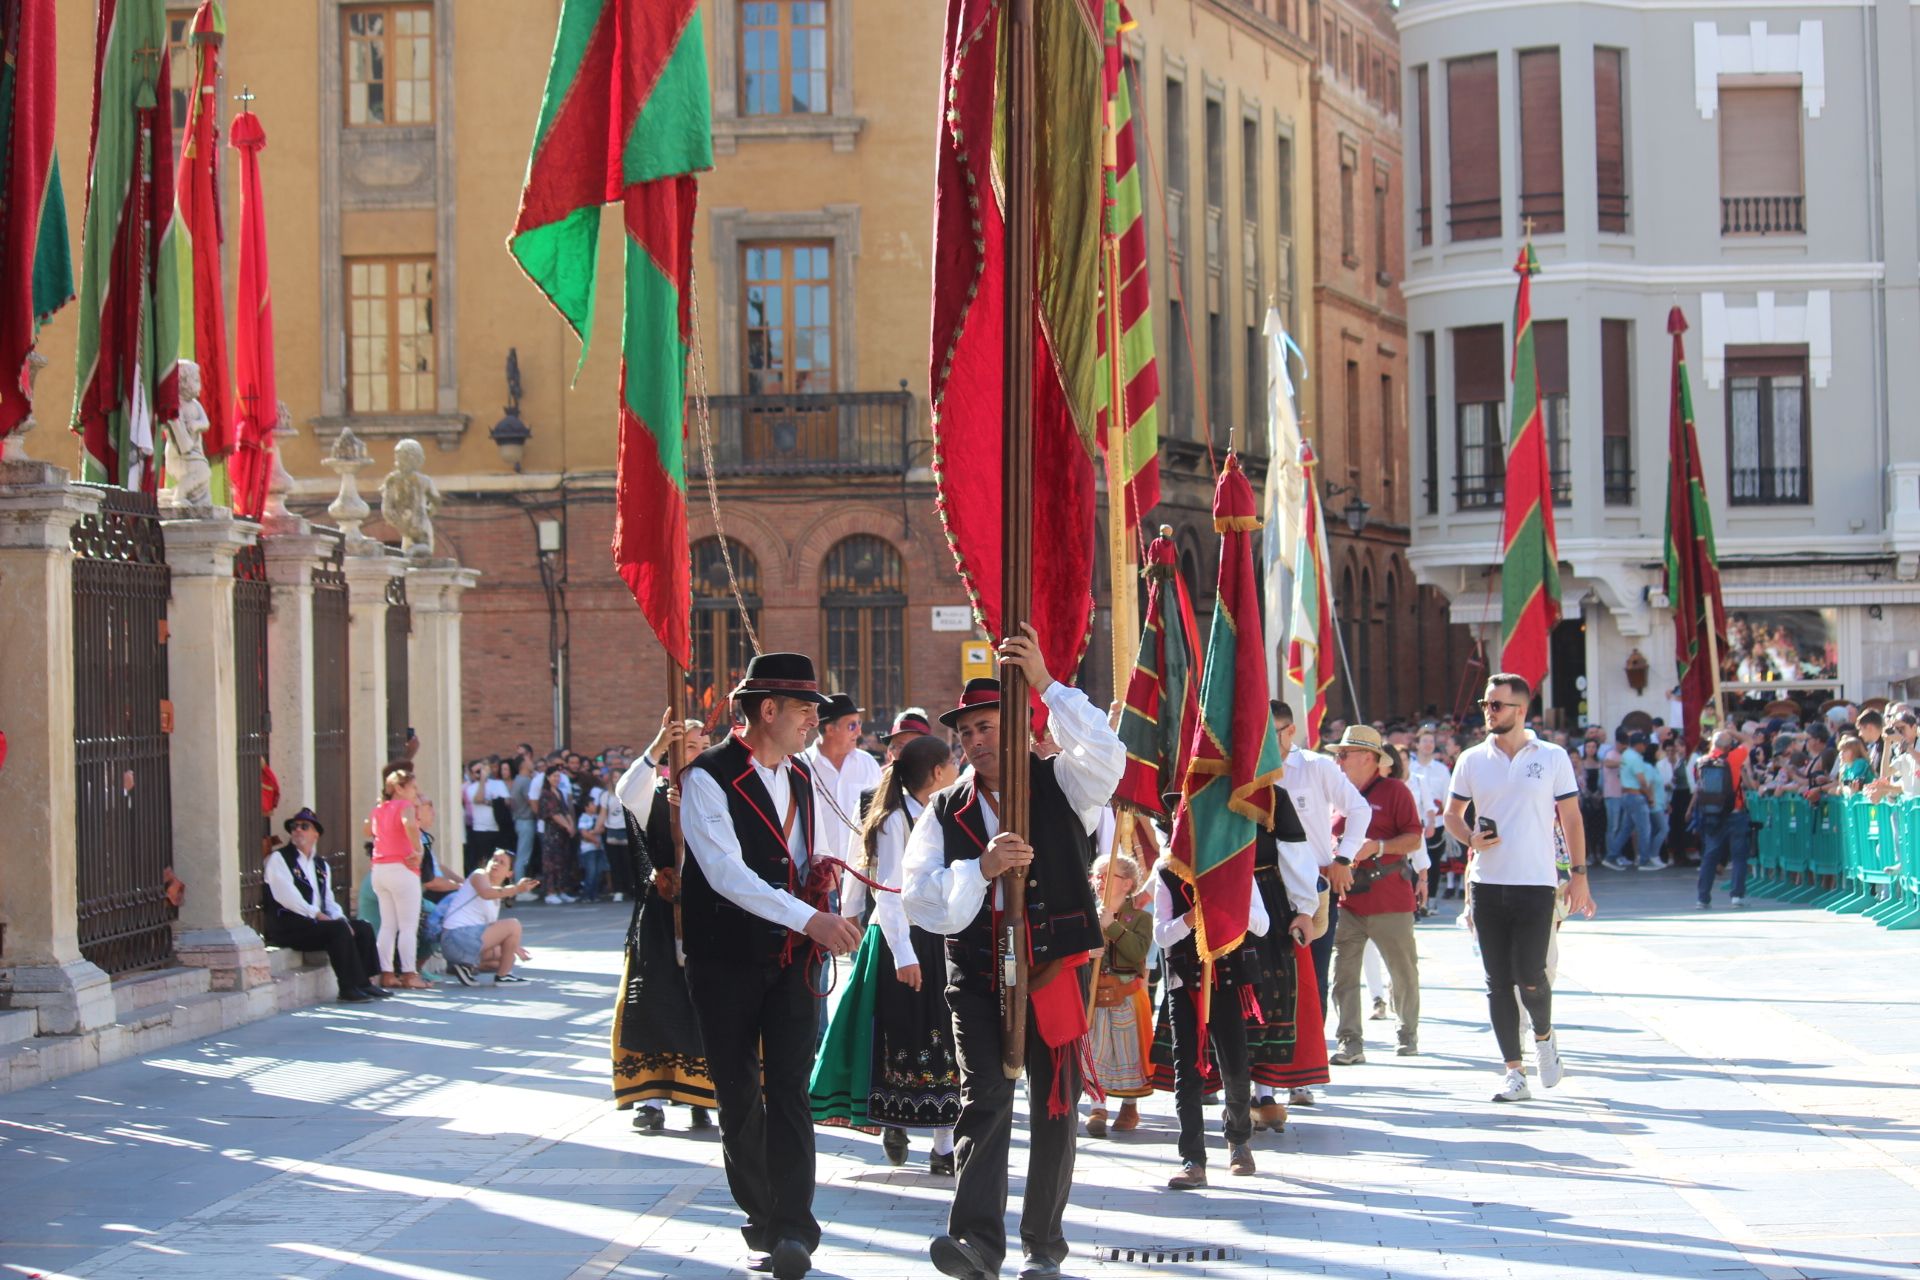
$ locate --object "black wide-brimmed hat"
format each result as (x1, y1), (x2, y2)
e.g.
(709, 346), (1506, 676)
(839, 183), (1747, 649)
(728, 652), (834, 705)
(820, 693), (862, 723)
(283, 806), (325, 836)
(939, 677), (1003, 729)
(883, 708), (934, 742)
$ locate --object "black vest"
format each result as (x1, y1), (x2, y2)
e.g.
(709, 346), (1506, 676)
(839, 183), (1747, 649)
(681, 734), (817, 965)
(262, 848), (331, 934)
(1252, 783), (1307, 913)
(1159, 866), (1265, 992)
(932, 757), (1100, 998)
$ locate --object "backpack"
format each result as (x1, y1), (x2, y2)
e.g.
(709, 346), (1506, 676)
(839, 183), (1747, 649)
(1694, 756), (1735, 820)
(424, 881), (477, 945)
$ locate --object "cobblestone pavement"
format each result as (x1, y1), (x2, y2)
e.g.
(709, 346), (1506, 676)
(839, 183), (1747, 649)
(3, 869), (1918, 1280)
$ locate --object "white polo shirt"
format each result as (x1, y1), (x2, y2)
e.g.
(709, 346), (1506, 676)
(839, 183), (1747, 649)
(1449, 731), (1579, 887)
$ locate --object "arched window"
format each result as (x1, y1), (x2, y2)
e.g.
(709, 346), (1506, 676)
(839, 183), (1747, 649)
(822, 536), (905, 730)
(691, 538), (761, 710)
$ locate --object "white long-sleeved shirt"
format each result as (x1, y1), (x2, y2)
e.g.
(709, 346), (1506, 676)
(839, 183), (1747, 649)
(1409, 756), (1452, 831)
(264, 848), (345, 922)
(803, 742), (884, 917)
(1150, 867), (1269, 990)
(1280, 746), (1371, 869)
(680, 741), (834, 936)
(614, 753), (661, 827)
(868, 796), (924, 971)
(1269, 832), (1323, 917)
(902, 682), (1125, 936)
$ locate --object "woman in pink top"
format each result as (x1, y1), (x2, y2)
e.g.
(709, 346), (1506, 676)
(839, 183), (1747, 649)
(365, 769), (428, 990)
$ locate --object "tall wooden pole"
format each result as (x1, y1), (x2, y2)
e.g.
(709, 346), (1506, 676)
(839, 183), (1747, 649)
(998, 0), (1037, 1080)
(1701, 596), (1727, 739)
(668, 659), (688, 954)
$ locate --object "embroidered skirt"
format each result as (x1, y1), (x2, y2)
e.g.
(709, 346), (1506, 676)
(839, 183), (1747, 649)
(811, 923), (962, 1129)
(1087, 975), (1155, 1098)
(1247, 867), (1330, 1090)
(611, 890), (715, 1109)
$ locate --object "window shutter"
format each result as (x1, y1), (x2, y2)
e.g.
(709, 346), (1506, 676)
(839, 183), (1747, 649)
(1518, 49), (1563, 233)
(1719, 87), (1802, 197)
(1453, 324), (1504, 404)
(1601, 320), (1631, 438)
(1533, 320), (1568, 397)
(1447, 55), (1500, 241)
(1594, 49), (1627, 232)
(1415, 65), (1432, 246)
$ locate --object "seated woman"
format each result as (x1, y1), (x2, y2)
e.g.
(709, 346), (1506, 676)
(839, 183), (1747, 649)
(441, 851), (540, 985)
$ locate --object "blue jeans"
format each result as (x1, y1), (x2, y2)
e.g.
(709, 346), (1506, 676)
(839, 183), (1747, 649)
(1607, 795), (1650, 865)
(1697, 810), (1751, 904)
(513, 817), (538, 878)
(1603, 797), (1627, 857)
(578, 845), (608, 900)
(1646, 807), (1670, 867)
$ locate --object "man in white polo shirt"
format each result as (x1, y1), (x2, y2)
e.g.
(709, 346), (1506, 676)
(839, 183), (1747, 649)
(1444, 673), (1595, 1103)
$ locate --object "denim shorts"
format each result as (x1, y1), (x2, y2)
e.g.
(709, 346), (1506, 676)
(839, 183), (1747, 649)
(442, 924), (488, 969)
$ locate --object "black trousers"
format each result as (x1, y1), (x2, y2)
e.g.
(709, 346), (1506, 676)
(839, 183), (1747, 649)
(685, 955), (822, 1254)
(266, 915), (376, 995)
(1168, 981), (1252, 1166)
(1470, 882), (1557, 1063)
(606, 836), (638, 897)
(946, 986), (1078, 1272)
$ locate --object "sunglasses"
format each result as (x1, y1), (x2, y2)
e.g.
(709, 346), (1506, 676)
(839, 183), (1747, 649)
(289, 821), (316, 831)
(1478, 700), (1523, 711)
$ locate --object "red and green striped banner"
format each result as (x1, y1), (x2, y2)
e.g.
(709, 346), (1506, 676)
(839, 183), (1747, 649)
(72, 0), (182, 491)
(1662, 306), (1725, 745)
(1116, 530), (1202, 818)
(510, 0), (711, 669)
(1, 0), (74, 439)
(1497, 243), (1560, 693)
(1096, 0), (1159, 531)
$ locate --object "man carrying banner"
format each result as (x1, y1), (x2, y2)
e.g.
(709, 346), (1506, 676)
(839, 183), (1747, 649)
(679, 653), (863, 1280)
(902, 626), (1124, 1280)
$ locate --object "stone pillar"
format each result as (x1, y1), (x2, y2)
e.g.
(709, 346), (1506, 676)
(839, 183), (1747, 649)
(260, 519), (334, 820)
(343, 553), (402, 886)
(406, 562), (481, 843)
(161, 511), (271, 990)
(0, 462), (117, 1034)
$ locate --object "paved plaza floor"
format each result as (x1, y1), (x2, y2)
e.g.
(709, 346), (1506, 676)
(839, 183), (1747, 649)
(3, 869), (1917, 1280)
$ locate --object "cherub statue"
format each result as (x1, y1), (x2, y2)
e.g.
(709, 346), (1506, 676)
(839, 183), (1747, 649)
(380, 437), (441, 561)
(162, 360), (214, 510)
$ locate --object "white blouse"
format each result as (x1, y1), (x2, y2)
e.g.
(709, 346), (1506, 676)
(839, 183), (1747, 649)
(869, 795), (924, 973)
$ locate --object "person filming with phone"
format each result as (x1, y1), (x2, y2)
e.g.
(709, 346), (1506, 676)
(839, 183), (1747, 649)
(1443, 674), (1594, 1104)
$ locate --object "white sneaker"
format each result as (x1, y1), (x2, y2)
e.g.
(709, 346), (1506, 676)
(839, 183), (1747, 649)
(555, 893), (577, 904)
(1492, 1068), (1532, 1102)
(1535, 1034), (1564, 1088)
(543, 893), (562, 905)
(1730, 896), (1746, 908)
(611, 892), (625, 903)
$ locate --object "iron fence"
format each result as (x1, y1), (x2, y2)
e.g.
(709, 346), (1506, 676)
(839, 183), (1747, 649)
(1722, 195), (1804, 236)
(72, 488), (176, 976)
(311, 531), (353, 909)
(690, 388), (913, 477)
(385, 572), (411, 765)
(234, 542), (272, 938)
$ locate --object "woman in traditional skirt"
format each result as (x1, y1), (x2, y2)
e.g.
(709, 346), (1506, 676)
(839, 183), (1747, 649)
(609, 713), (715, 1134)
(1247, 780), (1330, 1129)
(810, 734), (962, 1173)
(1084, 842), (1154, 1137)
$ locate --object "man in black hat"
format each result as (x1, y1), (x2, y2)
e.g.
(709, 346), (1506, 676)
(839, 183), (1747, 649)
(881, 708), (935, 761)
(678, 652), (864, 1280)
(803, 692), (884, 920)
(901, 624), (1125, 1280)
(261, 808), (390, 1003)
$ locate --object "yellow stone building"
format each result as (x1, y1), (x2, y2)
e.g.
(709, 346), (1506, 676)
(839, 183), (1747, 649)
(32, 0), (1316, 750)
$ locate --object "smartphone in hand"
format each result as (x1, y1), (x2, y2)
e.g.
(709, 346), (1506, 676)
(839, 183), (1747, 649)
(1477, 816), (1500, 841)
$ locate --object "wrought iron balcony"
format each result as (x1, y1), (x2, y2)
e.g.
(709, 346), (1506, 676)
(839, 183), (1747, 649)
(692, 387), (915, 478)
(1721, 195), (1804, 236)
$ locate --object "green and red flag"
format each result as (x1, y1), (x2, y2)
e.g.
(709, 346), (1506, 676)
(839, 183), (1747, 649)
(1496, 242), (1560, 694)
(1115, 528), (1204, 819)
(72, 0), (182, 491)
(931, 0), (1104, 688)
(1168, 454), (1285, 976)
(1662, 306), (1725, 746)
(1095, 0), (1158, 531)
(510, 0), (711, 669)
(0, 0), (74, 440)
(1285, 441), (1337, 748)
(172, 0), (231, 469)
(226, 104), (275, 518)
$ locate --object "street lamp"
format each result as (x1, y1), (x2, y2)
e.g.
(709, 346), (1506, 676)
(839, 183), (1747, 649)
(490, 348), (531, 471)
(1325, 480), (1372, 536)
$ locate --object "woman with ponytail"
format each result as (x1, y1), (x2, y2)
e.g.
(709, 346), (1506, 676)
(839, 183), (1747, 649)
(810, 733), (962, 1173)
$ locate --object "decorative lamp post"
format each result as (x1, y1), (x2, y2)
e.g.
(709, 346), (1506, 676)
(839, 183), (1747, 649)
(489, 349), (531, 472)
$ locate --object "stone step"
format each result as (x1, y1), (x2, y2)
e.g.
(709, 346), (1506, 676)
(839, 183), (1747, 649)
(110, 966), (211, 1022)
(266, 946), (330, 978)
(0, 1008), (37, 1048)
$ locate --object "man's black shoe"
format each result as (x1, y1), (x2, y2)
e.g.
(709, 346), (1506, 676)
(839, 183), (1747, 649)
(630, 1106), (665, 1133)
(882, 1126), (909, 1166)
(689, 1106), (714, 1131)
(930, 1234), (993, 1280)
(338, 989), (373, 1003)
(1018, 1255), (1064, 1280)
(768, 1238), (811, 1280)
(360, 984), (396, 999)
(748, 1255), (772, 1274)
(928, 1149), (955, 1177)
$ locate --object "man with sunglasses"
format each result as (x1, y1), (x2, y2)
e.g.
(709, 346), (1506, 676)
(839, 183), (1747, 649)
(1443, 675), (1594, 1103)
(262, 808), (391, 1003)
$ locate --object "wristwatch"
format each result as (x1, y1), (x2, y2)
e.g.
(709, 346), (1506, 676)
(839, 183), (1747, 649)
(1569, 865), (1588, 875)
(1333, 854), (1353, 866)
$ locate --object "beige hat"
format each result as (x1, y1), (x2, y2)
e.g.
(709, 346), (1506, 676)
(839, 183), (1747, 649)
(1333, 724), (1394, 763)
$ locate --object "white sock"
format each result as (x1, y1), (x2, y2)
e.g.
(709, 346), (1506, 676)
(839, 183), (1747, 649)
(932, 1126), (955, 1156)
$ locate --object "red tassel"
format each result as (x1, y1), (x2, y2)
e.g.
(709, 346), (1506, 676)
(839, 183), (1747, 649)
(1241, 983), (1264, 1025)
(1079, 1035), (1105, 1104)
(1048, 1045), (1072, 1118)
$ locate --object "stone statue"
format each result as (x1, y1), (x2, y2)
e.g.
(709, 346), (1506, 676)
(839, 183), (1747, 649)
(380, 437), (441, 561)
(161, 360), (214, 511)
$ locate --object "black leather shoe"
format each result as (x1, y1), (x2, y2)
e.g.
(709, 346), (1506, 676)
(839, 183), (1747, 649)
(338, 989), (372, 1003)
(689, 1106), (714, 1131)
(928, 1149), (955, 1177)
(930, 1234), (993, 1280)
(882, 1126), (909, 1166)
(768, 1238), (811, 1280)
(630, 1106), (664, 1134)
(1018, 1256), (1064, 1280)
(360, 984), (396, 999)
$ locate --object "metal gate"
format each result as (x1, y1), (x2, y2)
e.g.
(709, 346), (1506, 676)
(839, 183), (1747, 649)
(72, 488), (176, 976)
(311, 533), (353, 909)
(385, 572), (411, 764)
(234, 542), (272, 937)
